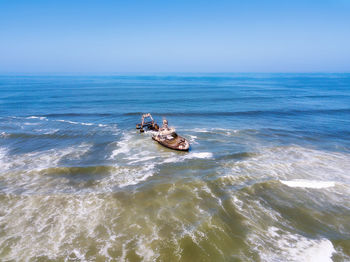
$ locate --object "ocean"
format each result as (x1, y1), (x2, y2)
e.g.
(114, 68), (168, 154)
(0, 74), (350, 261)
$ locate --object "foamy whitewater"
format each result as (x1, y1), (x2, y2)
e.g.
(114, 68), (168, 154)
(1, 74), (350, 261)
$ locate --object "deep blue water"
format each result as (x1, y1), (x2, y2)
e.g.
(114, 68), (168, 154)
(1, 74), (350, 154)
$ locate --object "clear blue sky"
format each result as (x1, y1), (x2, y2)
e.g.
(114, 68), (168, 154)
(0, 0), (349, 73)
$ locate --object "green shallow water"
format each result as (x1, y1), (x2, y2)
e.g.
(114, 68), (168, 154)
(1, 140), (350, 261)
(1, 175), (350, 261)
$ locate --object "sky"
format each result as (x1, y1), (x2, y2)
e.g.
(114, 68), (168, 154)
(0, 0), (349, 73)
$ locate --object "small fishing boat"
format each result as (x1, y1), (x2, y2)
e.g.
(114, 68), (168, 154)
(152, 128), (190, 151)
(136, 113), (190, 151)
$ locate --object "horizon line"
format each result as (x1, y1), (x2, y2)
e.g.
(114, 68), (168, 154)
(1, 72), (350, 76)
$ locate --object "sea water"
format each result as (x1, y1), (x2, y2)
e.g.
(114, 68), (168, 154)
(0, 74), (350, 261)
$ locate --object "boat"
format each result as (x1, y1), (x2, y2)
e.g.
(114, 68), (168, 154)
(136, 113), (190, 151)
(136, 113), (159, 132)
(152, 127), (190, 151)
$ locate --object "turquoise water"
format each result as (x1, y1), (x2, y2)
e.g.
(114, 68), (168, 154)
(0, 74), (350, 261)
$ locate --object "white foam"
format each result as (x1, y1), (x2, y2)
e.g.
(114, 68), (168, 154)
(201, 184), (223, 207)
(128, 156), (157, 164)
(280, 180), (336, 189)
(162, 156), (179, 163)
(23, 116), (109, 128)
(34, 128), (59, 135)
(232, 195), (243, 211)
(55, 119), (98, 126)
(108, 132), (212, 186)
(0, 193), (111, 261)
(186, 152), (213, 159)
(56, 119), (79, 125)
(222, 145), (350, 187)
(188, 135), (198, 144)
(297, 239), (335, 262)
(191, 127), (240, 136)
(107, 131), (160, 187)
(0, 191), (163, 261)
(43, 129), (59, 135)
(211, 128), (240, 135)
(163, 152), (213, 163)
(0, 143), (93, 194)
(0, 147), (8, 167)
(26, 116), (47, 121)
(24, 122), (40, 125)
(192, 128), (209, 133)
(0, 132), (9, 138)
(135, 235), (158, 261)
(109, 133), (132, 159)
(250, 226), (336, 262)
(118, 164), (155, 188)
(270, 227), (335, 262)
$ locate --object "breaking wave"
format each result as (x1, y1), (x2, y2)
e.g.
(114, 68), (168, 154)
(219, 145), (350, 188)
(280, 180), (336, 189)
(249, 226), (335, 262)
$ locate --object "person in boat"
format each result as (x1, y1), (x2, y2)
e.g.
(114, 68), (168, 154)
(158, 119), (176, 139)
(160, 119), (169, 132)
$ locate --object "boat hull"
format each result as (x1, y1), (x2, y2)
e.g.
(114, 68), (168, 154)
(152, 135), (190, 151)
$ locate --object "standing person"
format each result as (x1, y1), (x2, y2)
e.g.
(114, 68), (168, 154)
(161, 119), (169, 131)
